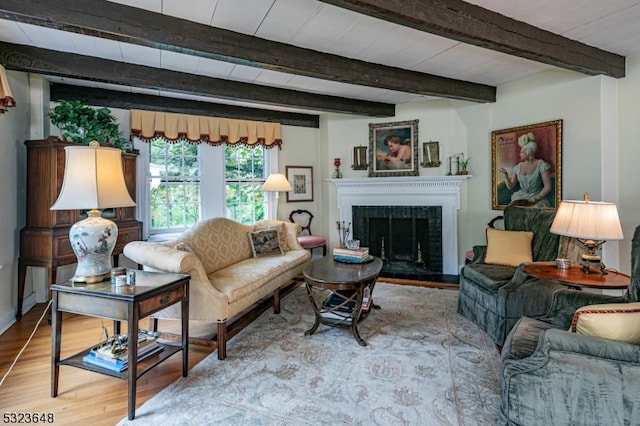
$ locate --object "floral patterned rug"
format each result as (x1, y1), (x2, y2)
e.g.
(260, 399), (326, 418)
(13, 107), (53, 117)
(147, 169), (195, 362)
(118, 283), (501, 425)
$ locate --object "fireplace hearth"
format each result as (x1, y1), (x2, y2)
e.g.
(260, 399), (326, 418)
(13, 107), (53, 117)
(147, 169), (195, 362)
(353, 206), (448, 281)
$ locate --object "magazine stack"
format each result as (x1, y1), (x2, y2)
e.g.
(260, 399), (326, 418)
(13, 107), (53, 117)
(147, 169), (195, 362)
(82, 329), (163, 372)
(333, 246), (369, 263)
(319, 288), (372, 322)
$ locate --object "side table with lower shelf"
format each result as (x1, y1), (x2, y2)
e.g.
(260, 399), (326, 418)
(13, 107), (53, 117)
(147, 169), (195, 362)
(51, 271), (190, 421)
(303, 256), (383, 346)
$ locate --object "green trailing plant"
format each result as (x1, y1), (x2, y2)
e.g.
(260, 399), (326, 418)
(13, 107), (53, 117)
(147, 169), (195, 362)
(48, 100), (124, 150)
(458, 153), (470, 173)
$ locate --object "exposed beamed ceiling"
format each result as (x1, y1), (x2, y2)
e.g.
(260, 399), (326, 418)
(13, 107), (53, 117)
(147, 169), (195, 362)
(0, 0), (638, 126)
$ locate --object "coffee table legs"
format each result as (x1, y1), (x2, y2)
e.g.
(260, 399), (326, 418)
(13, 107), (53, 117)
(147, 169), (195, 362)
(303, 282), (369, 346)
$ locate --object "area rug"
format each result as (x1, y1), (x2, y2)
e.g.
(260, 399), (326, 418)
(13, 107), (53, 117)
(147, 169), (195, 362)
(118, 283), (501, 425)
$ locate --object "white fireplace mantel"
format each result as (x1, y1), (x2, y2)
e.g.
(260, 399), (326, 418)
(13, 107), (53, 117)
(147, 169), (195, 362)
(329, 176), (470, 275)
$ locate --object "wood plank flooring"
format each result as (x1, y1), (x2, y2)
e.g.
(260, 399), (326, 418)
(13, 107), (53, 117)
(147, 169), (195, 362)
(0, 278), (453, 425)
(0, 303), (215, 425)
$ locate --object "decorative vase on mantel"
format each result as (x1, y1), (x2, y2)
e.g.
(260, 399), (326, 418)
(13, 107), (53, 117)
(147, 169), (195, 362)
(332, 157), (343, 178)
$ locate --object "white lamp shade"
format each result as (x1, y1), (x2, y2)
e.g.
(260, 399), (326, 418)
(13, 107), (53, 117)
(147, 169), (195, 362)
(262, 173), (293, 192)
(51, 146), (136, 210)
(550, 199), (623, 241)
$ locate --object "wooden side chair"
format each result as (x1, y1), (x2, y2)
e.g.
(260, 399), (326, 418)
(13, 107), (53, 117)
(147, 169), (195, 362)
(288, 209), (327, 256)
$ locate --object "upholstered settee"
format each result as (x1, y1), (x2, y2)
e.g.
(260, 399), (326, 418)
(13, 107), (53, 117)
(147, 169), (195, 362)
(458, 206), (580, 346)
(498, 225), (640, 425)
(123, 217), (311, 360)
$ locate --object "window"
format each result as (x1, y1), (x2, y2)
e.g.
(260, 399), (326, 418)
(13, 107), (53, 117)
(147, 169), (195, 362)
(141, 138), (277, 238)
(225, 145), (267, 224)
(148, 138), (201, 234)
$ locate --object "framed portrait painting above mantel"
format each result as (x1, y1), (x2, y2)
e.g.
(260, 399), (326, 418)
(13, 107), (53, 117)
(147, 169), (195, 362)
(369, 119), (419, 177)
(491, 119), (562, 210)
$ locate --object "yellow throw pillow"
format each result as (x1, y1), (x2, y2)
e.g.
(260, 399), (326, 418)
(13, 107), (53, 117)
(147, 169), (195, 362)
(570, 302), (640, 345)
(484, 227), (533, 267)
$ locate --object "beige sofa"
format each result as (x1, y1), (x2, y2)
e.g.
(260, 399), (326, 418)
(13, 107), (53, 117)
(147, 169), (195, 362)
(123, 217), (311, 359)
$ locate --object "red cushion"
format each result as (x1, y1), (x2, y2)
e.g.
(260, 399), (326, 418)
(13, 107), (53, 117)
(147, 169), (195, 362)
(298, 235), (326, 249)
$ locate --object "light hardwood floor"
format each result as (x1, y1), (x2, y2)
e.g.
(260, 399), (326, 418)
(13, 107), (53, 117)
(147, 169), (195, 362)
(0, 303), (215, 425)
(0, 278), (452, 425)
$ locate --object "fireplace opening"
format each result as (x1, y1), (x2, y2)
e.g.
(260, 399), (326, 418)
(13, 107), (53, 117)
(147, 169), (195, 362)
(352, 206), (457, 283)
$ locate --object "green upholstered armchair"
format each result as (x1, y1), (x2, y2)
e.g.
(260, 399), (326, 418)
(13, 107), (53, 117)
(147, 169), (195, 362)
(458, 206), (570, 346)
(498, 225), (640, 426)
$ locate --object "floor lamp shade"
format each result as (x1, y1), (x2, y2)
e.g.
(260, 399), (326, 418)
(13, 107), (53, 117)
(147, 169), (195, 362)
(51, 145), (136, 282)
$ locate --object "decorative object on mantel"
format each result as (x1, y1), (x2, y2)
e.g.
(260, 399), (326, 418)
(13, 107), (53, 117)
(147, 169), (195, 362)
(351, 146), (368, 170)
(368, 119), (419, 177)
(0, 64), (16, 113)
(421, 141), (441, 168)
(49, 100), (124, 150)
(491, 119), (563, 210)
(457, 153), (470, 175)
(332, 157), (343, 178)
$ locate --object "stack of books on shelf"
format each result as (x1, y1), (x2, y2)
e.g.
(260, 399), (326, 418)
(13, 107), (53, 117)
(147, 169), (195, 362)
(333, 246), (369, 263)
(319, 288), (372, 322)
(82, 329), (163, 372)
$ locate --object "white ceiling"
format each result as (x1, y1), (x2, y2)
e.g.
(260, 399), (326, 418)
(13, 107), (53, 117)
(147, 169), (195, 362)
(2, 0), (640, 115)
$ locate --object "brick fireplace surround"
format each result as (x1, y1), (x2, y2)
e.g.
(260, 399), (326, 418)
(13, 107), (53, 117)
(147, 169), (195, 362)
(330, 176), (469, 276)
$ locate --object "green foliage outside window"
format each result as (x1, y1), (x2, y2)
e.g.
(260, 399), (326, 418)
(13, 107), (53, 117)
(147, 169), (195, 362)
(225, 145), (266, 224)
(149, 138), (200, 231)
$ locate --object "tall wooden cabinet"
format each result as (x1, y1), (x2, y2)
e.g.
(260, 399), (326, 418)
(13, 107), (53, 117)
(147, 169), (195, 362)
(17, 137), (143, 319)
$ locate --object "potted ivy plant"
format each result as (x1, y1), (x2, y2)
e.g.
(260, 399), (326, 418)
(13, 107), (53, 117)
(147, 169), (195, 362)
(48, 100), (124, 150)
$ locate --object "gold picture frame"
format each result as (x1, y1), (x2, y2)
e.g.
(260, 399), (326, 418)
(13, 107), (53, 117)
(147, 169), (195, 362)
(491, 120), (562, 210)
(368, 119), (419, 177)
(421, 141), (441, 168)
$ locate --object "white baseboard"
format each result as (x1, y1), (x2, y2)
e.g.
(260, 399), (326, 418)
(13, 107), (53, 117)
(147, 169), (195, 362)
(0, 292), (37, 336)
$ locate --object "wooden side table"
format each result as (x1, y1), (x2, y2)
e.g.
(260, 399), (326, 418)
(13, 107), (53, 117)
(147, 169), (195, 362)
(51, 271), (189, 421)
(523, 262), (630, 290)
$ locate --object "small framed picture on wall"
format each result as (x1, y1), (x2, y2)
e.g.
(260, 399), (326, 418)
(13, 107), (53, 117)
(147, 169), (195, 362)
(286, 166), (313, 202)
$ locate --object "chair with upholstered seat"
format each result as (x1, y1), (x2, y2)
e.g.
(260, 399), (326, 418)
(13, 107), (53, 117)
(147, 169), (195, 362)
(288, 209), (327, 257)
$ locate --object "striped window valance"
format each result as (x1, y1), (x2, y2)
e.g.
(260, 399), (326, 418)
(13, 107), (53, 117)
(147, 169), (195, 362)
(130, 109), (282, 148)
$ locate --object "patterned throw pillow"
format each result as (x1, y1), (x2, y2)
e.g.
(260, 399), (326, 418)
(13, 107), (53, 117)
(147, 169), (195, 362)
(484, 227), (534, 267)
(255, 221), (290, 252)
(570, 302), (640, 344)
(248, 229), (284, 258)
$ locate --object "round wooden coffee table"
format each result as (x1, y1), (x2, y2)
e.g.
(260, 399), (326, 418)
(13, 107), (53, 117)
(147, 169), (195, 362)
(523, 261), (630, 290)
(303, 255), (383, 346)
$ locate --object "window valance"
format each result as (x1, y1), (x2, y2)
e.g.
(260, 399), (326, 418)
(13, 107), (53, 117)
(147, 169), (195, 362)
(0, 64), (16, 113)
(130, 109), (282, 148)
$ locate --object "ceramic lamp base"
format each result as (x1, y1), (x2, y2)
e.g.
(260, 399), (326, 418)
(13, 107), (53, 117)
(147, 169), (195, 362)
(69, 209), (118, 283)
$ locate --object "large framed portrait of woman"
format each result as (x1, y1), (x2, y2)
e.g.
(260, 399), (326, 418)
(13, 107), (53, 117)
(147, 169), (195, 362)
(491, 120), (562, 210)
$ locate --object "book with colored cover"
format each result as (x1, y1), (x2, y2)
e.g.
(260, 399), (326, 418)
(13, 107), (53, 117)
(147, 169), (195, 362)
(90, 339), (161, 364)
(322, 288), (371, 314)
(83, 344), (163, 372)
(333, 246), (369, 258)
(91, 329), (160, 360)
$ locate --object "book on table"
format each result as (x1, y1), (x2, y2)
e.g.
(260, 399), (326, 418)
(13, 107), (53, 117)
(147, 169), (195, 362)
(320, 288), (372, 321)
(83, 329), (163, 372)
(333, 246), (369, 263)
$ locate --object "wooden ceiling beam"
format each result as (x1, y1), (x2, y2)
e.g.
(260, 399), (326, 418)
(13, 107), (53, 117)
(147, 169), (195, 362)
(0, 42), (394, 117)
(50, 84), (320, 129)
(0, 0), (495, 103)
(318, 0), (625, 78)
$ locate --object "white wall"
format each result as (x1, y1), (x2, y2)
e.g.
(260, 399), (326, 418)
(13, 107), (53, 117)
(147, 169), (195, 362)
(3, 56), (640, 334)
(618, 54), (640, 270)
(0, 70), (30, 333)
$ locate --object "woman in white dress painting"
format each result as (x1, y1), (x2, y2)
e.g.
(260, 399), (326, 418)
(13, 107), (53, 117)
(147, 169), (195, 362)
(499, 132), (552, 207)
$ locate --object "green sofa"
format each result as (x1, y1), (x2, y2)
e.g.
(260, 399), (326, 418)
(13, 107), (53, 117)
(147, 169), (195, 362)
(457, 206), (570, 346)
(499, 225), (640, 425)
